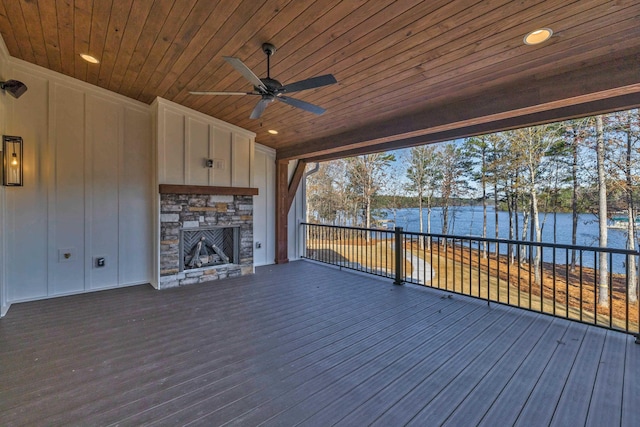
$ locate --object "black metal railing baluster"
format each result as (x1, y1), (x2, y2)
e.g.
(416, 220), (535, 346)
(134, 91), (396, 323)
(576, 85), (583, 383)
(609, 251), (613, 329)
(565, 248), (569, 319)
(300, 223), (638, 336)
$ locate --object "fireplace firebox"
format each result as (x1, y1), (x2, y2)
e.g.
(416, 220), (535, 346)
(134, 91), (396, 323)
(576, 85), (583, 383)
(180, 226), (240, 272)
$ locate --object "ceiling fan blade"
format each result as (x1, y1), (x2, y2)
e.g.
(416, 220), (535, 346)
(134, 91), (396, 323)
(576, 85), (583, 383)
(223, 56), (267, 91)
(281, 74), (337, 93)
(250, 98), (272, 119)
(189, 91), (256, 96)
(276, 96), (326, 115)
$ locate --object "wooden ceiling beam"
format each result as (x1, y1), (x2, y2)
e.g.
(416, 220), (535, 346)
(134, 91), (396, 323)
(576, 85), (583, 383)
(277, 49), (640, 161)
(305, 92), (640, 162)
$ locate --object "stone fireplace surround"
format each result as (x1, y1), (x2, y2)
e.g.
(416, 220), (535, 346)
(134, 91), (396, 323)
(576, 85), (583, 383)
(159, 185), (257, 288)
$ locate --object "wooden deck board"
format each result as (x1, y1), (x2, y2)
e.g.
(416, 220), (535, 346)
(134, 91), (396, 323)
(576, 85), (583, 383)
(0, 260), (637, 426)
(585, 330), (628, 427)
(475, 320), (571, 426)
(403, 309), (537, 426)
(549, 326), (607, 427)
(442, 314), (555, 426)
(513, 322), (590, 426)
(230, 303), (492, 426)
(297, 304), (505, 426)
(622, 335), (640, 427)
(117, 288), (456, 425)
(368, 308), (525, 426)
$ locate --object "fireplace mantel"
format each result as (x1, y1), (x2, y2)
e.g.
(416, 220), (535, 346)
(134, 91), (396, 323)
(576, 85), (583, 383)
(159, 184), (259, 196)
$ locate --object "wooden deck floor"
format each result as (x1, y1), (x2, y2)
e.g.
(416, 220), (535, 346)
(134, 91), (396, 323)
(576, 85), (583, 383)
(1, 261), (638, 426)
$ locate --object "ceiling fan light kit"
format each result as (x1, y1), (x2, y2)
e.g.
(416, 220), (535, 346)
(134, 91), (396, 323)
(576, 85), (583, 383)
(190, 43), (337, 119)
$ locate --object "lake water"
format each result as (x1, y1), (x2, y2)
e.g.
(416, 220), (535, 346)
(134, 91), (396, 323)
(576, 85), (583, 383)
(384, 205), (634, 250)
(382, 206), (638, 274)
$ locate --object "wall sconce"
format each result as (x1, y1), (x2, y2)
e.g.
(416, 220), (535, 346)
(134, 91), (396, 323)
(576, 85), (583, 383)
(0, 80), (28, 98)
(3, 135), (23, 186)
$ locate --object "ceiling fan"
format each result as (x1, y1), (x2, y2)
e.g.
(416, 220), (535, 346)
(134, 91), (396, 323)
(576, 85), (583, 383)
(190, 43), (337, 119)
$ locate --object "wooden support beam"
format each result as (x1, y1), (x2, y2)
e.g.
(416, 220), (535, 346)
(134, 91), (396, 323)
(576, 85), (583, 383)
(305, 92), (640, 162)
(275, 160), (307, 264)
(287, 160), (307, 211)
(275, 160), (290, 264)
(277, 50), (640, 161)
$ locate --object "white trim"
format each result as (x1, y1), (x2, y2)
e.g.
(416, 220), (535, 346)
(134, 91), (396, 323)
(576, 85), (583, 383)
(184, 116), (192, 184)
(249, 136), (255, 188)
(152, 97), (256, 138)
(0, 33), (9, 63)
(0, 39), (5, 316)
(46, 80), (57, 296)
(255, 142), (276, 157)
(151, 107), (159, 289)
(5, 281), (150, 305)
(7, 55), (149, 113)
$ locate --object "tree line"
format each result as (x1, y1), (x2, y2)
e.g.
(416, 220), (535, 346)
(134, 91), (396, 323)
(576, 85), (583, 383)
(306, 109), (640, 306)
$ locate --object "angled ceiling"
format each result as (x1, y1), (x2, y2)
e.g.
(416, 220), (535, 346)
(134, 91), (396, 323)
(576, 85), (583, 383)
(1, 0), (639, 161)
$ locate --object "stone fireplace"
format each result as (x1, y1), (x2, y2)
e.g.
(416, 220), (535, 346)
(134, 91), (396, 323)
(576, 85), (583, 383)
(158, 185), (257, 288)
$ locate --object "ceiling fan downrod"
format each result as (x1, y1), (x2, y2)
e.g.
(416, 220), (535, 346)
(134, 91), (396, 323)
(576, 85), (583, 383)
(262, 43), (276, 79)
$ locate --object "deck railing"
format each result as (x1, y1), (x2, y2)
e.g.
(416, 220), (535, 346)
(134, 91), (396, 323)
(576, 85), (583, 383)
(301, 222), (640, 338)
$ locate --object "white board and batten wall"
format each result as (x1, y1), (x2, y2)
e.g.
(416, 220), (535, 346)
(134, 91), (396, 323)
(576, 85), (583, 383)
(0, 39), (277, 315)
(153, 98), (255, 188)
(253, 144), (276, 266)
(152, 98), (276, 275)
(0, 47), (153, 312)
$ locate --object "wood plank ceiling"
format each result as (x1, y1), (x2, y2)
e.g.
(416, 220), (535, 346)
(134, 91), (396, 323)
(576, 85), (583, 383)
(1, 0), (640, 161)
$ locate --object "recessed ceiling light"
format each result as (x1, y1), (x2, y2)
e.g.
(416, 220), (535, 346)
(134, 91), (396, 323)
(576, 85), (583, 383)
(523, 28), (553, 45)
(80, 53), (99, 64)
(268, 129), (278, 135)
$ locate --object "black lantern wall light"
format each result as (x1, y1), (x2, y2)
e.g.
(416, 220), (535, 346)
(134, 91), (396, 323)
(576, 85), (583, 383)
(3, 136), (23, 186)
(0, 79), (28, 187)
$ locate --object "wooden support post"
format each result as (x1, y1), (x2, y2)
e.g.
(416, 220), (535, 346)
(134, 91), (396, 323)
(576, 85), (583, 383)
(287, 160), (307, 212)
(394, 227), (404, 285)
(275, 159), (307, 264)
(275, 160), (289, 264)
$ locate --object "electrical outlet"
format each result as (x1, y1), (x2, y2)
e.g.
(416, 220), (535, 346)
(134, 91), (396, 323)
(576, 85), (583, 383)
(95, 257), (106, 268)
(255, 242), (262, 249)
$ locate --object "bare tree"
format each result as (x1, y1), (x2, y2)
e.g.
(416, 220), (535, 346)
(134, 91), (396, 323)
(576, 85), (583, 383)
(306, 162), (340, 224)
(596, 114), (609, 307)
(346, 152), (395, 232)
(405, 145), (442, 248)
(563, 118), (592, 271)
(606, 110), (638, 303)
(506, 124), (563, 283)
(623, 115), (638, 303)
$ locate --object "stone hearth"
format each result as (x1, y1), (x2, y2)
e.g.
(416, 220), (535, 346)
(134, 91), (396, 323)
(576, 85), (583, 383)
(159, 192), (254, 288)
